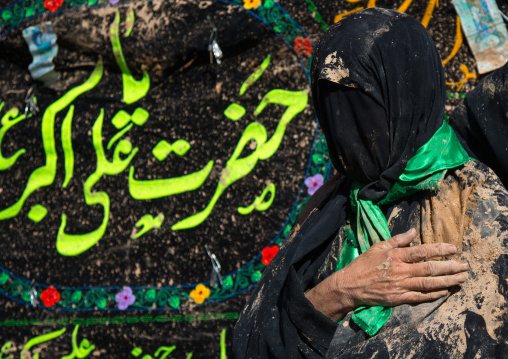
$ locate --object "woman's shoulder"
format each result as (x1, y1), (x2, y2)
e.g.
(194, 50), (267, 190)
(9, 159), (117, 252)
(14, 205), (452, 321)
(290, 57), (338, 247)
(440, 160), (508, 255)
(444, 160), (508, 200)
(420, 160), (508, 249)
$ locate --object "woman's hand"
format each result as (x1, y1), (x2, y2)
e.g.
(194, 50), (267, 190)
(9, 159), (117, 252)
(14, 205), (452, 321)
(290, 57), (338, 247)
(305, 228), (469, 322)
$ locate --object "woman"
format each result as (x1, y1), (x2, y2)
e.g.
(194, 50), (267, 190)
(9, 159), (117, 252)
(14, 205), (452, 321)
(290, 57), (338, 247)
(233, 8), (507, 359)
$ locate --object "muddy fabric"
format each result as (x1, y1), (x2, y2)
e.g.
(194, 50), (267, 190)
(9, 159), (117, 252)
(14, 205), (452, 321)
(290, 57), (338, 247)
(233, 161), (508, 359)
(311, 8), (446, 203)
(449, 61), (508, 189)
(326, 161), (507, 358)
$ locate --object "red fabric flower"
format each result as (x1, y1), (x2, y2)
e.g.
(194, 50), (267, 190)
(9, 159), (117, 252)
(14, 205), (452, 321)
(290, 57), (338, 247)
(294, 36), (313, 57)
(41, 286), (60, 307)
(261, 245), (279, 266)
(44, 0), (64, 12)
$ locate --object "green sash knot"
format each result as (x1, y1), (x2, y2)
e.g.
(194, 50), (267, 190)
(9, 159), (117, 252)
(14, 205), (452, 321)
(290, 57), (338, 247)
(335, 121), (472, 336)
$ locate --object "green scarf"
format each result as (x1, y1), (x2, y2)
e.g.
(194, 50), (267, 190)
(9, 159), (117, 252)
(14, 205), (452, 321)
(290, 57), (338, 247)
(335, 121), (472, 336)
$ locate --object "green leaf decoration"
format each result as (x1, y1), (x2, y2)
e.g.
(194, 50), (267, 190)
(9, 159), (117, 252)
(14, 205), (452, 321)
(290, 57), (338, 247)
(238, 275), (250, 289)
(25, 6), (35, 17)
(71, 291), (82, 303)
(273, 23), (285, 34)
(145, 288), (156, 302)
(250, 271), (262, 283)
(312, 154), (325, 165)
(283, 224), (292, 237)
(169, 296), (180, 309)
(314, 136), (328, 153)
(96, 297), (107, 309)
(21, 291), (31, 302)
(222, 276), (233, 290)
(264, 0), (275, 8)
(0, 272), (9, 285)
(1, 10), (12, 21)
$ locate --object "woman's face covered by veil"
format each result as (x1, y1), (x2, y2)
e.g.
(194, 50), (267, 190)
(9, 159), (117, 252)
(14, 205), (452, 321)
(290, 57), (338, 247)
(311, 8), (446, 202)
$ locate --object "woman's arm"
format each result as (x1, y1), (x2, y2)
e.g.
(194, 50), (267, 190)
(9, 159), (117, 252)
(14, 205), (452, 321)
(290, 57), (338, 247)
(305, 229), (468, 322)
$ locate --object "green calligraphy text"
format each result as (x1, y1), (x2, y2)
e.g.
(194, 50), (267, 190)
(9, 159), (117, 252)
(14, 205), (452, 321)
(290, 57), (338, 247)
(172, 89), (308, 230)
(110, 10), (150, 104)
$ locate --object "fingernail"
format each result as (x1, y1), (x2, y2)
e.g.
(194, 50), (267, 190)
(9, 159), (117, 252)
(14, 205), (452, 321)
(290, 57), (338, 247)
(457, 274), (466, 281)
(461, 262), (469, 270)
(448, 245), (457, 254)
(406, 228), (415, 235)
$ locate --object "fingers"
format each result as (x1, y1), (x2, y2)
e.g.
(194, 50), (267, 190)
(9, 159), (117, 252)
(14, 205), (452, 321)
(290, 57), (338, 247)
(398, 289), (450, 304)
(399, 243), (458, 263)
(385, 230), (460, 263)
(404, 272), (467, 292)
(410, 260), (469, 277)
(385, 228), (416, 249)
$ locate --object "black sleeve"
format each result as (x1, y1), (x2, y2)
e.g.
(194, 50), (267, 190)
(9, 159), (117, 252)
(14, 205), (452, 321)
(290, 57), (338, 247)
(232, 184), (350, 359)
(284, 266), (338, 356)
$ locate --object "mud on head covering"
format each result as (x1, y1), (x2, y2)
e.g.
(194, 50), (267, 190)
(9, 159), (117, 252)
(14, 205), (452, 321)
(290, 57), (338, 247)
(311, 8), (446, 202)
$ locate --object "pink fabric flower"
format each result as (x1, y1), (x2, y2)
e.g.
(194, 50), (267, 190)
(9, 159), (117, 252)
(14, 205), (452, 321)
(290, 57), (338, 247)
(115, 287), (135, 310)
(304, 174), (324, 196)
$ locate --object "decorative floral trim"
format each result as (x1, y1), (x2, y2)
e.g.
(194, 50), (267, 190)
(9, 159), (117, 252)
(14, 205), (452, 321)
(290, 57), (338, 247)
(0, 0), (331, 311)
(1, 1), (103, 37)
(40, 286), (60, 307)
(304, 173), (324, 196)
(261, 245), (279, 265)
(44, 0), (64, 12)
(243, 0), (261, 10)
(190, 284), (211, 304)
(294, 36), (313, 57)
(115, 287), (136, 310)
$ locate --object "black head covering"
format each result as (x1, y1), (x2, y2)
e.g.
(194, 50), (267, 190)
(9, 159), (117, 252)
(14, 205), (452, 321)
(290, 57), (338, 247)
(311, 8), (446, 202)
(449, 61), (508, 189)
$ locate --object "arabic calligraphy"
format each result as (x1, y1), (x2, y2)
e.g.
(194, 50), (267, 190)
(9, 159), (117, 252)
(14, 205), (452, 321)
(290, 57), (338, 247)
(238, 183), (276, 215)
(57, 106), (139, 256)
(171, 89), (308, 230)
(0, 104), (26, 170)
(132, 213), (165, 239)
(0, 60), (104, 234)
(12, 325), (95, 359)
(0, 325), (230, 359)
(110, 9), (150, 104)
(0, 8), (308, 256)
